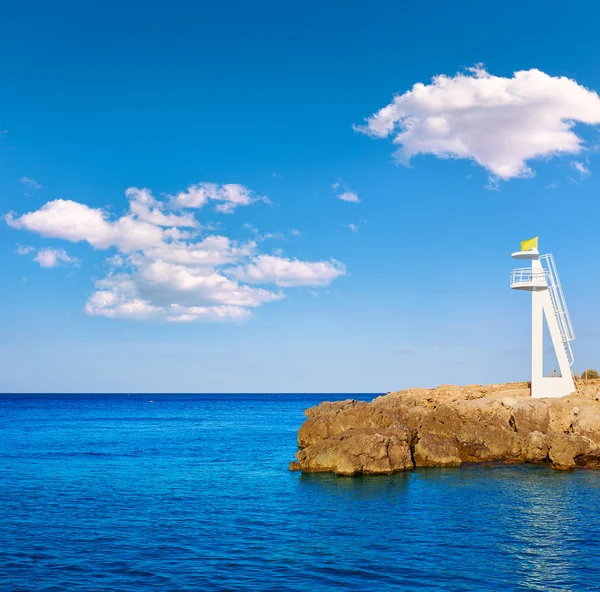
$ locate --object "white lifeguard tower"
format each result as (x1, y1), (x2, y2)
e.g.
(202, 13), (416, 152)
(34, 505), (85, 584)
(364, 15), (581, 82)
(510, 238), (576, 398)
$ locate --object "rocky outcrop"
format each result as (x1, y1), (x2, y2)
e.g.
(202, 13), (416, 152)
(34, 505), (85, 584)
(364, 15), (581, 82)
(294, 428), (414, 476)
(292, 379), (600, 474)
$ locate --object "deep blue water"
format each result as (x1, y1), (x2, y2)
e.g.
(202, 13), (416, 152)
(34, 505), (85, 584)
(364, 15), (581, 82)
(1, 394), (600, 591)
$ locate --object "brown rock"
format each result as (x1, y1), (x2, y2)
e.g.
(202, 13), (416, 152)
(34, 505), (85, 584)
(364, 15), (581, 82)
(511, 400), (549, 433)
(419, 398), (520, 463)
(521, 431), (548, 463)
(298, 405), (403, 448)
(292, 379), (600, 474)
(546, 399), (577, 434)
(304, 399), (365, 419)
(295, 428), (414, 476)
(548, 434), (594, 470)
(575, 449), (600, 469)
(413, 434), (461, 467)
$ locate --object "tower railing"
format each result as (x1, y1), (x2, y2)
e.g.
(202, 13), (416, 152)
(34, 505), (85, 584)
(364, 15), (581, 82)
(510, 268), (548, 289)
(541, 254), (575, 366)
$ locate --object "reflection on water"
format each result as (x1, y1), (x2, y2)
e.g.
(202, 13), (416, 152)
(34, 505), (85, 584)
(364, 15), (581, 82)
(298, 470), (413, 502)
(498, 468), (592, 591)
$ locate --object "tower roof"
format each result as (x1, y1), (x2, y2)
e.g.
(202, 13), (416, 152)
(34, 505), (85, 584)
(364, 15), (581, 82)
(511, 248), (540, 260)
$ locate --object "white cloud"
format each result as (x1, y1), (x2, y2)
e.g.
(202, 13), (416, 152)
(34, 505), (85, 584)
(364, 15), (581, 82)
(234, 255), (345, 287)
(345, 223), (359, 232)
(165, 306), (251, 323)
(338, 191), (360, 203)
(135, 259), (282, 308)
(6, 183), (345, 322)
(332, 179), (360, 203)
(16, 243), (79, 268)
(16, 244), (35, 255)
(355, 66), (600, 181)
(241, 223), (284, 244)
(6, 199), (166, 252)
(105, 254), (125, 267)
(19, 177), (42, 193)
(243, 223), (259, 234)
(125, 187), (198, 228)
(571, 161), (590, 178)
(171, 183), (263, 213)
(290, 229), (301, 237)
(84, 269), (271, 323)
(34, 248), (79, 268)
(142, 236), (255, 267)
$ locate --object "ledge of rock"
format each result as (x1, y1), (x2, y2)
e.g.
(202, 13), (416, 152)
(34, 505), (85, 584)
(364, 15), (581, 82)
(292, 380), (600, 474)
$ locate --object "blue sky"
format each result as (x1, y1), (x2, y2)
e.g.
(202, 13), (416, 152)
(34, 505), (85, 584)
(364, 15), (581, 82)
(2, 0), (600, 392)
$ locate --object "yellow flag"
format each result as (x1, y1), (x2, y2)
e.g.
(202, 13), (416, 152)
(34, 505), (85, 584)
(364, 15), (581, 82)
(521, 237), (538, 252)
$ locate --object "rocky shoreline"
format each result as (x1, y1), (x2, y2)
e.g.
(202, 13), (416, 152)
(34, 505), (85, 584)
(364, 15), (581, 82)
(290, 380), (600, 474)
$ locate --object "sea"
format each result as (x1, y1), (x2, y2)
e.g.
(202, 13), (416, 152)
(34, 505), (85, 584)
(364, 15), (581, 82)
(1, 393), (600, 591)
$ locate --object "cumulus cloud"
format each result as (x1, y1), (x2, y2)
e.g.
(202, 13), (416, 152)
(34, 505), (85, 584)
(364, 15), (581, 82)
(171, 183), (265, 213)
(233, 255), (345, 287)
(15, 243), (79, 268)
(125, 187), (198, 228)
(6, 184), (345, 322)
(332, 180), (360, 203)
(344, 223), (359, 232)
(6, 199), (165, 252)
(34, 248), (79, 268)
(338, 191), (360, 203)
(355, 66), (600, 181)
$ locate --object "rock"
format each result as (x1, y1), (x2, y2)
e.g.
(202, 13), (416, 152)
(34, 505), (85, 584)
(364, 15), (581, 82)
(575, 449), (600, 469)
(521, 431), (548, 463)
(548, 434), (595, 470)
(292, 379), (600, 474)
(546, 399), (577, 434)
(298, 405), (402, 448)
(289, 461), (301, 471)
(501, 397), (518, 408)
(413, 434), (461, 467)
(418, 398), (519, 463)
(295, 428), (414, 476)
(511, 400), (549, 433)
(573, 404), (600, 441)
(304, 399), (364, 419)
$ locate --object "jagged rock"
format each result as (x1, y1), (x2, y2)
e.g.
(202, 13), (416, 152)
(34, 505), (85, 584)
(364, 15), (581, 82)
(413, 434), (461, 467)
(298, 405), (402, 448)
(548, 434), (595, 470)
(576, 449), (600, 469)
(521, 431), (548, 463)
(304, 399), (364, 419)
(511, 400), (549, 433)
(292, 379), (600, 474)
(294, 428), (414, 476)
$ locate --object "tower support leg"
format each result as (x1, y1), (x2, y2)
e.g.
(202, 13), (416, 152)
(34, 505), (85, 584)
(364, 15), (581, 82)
(531, 290), (544, 398)
(530, 289), (575, 399)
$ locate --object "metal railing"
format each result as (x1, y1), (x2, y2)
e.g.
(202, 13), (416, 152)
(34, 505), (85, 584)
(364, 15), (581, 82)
(510, 268), (548, 288)
(541, 254), (575, 366)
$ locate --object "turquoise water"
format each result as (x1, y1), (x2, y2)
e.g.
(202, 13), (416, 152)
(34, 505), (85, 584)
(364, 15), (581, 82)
(1, 394), (600, 591)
